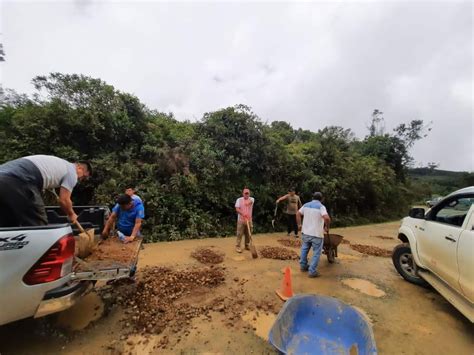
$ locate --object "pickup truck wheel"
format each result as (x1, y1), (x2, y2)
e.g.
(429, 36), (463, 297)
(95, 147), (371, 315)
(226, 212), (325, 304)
(392, 243), (428, 286)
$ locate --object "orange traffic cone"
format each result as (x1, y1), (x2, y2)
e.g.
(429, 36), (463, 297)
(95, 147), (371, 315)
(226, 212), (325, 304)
(275, 266), (294, 301)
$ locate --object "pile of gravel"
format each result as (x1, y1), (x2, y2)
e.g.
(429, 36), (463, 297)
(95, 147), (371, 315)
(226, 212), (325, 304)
(191, 247), (225, 264)
(259, 246), (299, 260)
(350, 244), (391, 257)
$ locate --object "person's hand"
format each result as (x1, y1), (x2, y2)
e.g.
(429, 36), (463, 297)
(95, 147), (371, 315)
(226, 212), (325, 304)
(298, 224), (302, 231)
(68, 213), (78, 224)
(124, 236), (135, 243)
(101, 229), (109, 239)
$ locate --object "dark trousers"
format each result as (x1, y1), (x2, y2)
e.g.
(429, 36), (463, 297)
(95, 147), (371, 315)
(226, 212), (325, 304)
(287, 214), (298, 235)
(0, 175), (48, 227)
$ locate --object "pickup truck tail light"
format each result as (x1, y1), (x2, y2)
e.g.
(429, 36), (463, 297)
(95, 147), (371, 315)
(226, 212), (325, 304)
(23, 234), (75, 285)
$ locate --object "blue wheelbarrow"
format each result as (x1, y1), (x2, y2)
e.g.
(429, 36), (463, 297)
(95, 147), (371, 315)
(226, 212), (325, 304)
(269, 294), (377, 355)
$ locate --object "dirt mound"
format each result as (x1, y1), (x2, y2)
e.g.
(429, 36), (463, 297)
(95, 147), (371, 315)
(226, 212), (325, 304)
(259, 246), (299, 260)
(100, 266), (281, 351)
(116, 266), (225, 335)
(191, 247), (225, 264)
(371, 235), (394, 240)
(350, 244), (391, 257)
(82, 237), (139, 264)
(277, 239), (302, 248)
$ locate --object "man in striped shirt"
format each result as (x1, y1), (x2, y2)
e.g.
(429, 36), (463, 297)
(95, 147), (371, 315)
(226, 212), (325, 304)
(235, 188), (254, 253)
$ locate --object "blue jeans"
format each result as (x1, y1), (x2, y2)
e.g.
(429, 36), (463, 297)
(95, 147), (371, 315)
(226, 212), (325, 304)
(300, 233), (324, 275)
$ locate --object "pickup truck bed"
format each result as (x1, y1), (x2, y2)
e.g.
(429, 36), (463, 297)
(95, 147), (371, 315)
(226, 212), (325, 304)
(73, 237), (142, 281)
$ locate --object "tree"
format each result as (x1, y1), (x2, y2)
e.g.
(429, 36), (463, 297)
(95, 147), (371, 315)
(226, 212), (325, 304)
(368, 109), (385, 137)
(0, 44), (5, 62)
(0, 74), (437, 240)
(394, 119), (432, 148)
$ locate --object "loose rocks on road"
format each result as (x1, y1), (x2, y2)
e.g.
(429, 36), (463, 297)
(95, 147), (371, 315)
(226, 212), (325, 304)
(191, 247), (225, 264)
(259, 246), (299, 260)
(350, 244), (392, 257)
(277, 239), (302, 248)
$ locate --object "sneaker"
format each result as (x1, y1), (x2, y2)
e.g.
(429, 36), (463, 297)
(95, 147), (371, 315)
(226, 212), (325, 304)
(236, 247), (242, 253)
(308, 272), (321, 278)
(300, 266), (309, 272)
(286, 233), (291, 237)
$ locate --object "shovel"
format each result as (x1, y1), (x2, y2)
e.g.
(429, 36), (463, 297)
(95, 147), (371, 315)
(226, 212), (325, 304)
(271, 204), (278, 228)
(246, 220), (258, 259)
(75, 220), (95, 258)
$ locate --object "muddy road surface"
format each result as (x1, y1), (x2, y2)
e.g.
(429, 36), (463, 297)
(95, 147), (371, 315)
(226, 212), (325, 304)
(1, 222), (473, 354)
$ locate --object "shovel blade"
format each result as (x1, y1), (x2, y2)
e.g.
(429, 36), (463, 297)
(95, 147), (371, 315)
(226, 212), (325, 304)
(250, 244), (258, 259)
(77, 229), (96, 258)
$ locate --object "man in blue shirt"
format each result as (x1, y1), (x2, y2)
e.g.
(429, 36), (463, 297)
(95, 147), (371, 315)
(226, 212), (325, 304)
(101, 194), (145, 243)
(125, 186), (143, 206)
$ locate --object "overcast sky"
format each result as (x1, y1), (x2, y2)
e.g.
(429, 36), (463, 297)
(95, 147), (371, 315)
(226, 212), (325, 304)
(1, 1), (472, 171)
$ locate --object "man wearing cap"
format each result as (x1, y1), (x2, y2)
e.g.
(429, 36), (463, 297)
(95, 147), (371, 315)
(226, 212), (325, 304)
(235, 188), (255, 253)
(296, 192), (331, 277)
(0, 155), (92, 227)
(276, 188), (302, 238)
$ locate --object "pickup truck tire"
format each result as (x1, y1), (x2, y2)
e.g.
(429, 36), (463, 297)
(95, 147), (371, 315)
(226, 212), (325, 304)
(392, 243), (428, 287)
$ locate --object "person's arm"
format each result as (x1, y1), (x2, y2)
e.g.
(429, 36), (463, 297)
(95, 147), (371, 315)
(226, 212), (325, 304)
(58, 187), (78, 223)
(297, 196), (302, 209)
(102, 212), (117, 238)
(323, 214), (331, 232)
(296, 211), (303, 231)
(235, 199), (246, 221)
(235, 207), (247, 221)
(126, 218), (143, 242)
(276, 194), (289, 204)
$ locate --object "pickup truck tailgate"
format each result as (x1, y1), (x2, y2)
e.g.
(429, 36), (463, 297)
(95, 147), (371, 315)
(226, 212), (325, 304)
(72, 237), (143, 281)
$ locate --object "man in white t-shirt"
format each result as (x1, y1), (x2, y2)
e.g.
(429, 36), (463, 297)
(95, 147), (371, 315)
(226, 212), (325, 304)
(296, 192), (331, 277)
(234, 188), (254, 253)
(0, 155), (91, 227)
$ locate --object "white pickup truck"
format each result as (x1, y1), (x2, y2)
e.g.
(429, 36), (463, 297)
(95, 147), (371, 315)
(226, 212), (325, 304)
(0, 206), (139, 326)
(392, 186), (474, 322)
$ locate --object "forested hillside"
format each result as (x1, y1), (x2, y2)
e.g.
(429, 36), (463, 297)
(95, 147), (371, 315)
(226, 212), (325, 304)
(0, 73), (461, 241)
(408, 168), (474, 198)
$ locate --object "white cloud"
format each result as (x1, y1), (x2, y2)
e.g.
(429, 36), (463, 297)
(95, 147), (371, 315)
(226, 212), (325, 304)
(1, 1), (472, 171)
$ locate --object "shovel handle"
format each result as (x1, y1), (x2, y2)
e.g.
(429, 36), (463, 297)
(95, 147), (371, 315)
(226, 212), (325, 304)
(246, 220), (253, 241)
(74, 220), (86, 234)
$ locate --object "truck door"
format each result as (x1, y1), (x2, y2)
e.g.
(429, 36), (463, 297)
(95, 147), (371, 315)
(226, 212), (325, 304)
(457, 205), (474, 302)
(417, 195), (473, 291)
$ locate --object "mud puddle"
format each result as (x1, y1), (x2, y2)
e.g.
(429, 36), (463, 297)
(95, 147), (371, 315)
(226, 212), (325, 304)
(242, 310), (276, 341)
(56, 291), (104, 330)
(341, 278), (386, 297)
(231, 255), (246, 261)
(337, 253), (362, 262)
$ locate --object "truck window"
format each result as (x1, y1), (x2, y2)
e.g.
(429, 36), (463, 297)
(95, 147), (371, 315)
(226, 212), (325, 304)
(433, 197), (473, 227)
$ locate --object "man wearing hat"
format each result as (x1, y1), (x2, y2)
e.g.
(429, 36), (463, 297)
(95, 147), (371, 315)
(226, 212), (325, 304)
(297, 192), (331, 277)
(234, 188), (254, 253)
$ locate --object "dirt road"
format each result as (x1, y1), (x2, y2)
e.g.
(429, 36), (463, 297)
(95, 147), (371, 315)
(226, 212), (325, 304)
(1, 222), (473, 354)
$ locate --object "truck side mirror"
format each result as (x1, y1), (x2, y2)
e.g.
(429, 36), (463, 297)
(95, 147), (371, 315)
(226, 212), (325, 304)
(409, 208), (425, 219)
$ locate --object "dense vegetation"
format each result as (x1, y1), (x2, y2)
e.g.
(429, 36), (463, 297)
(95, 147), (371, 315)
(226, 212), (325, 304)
(0, 73), (469, 241)
(408, 168), (474, 199)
